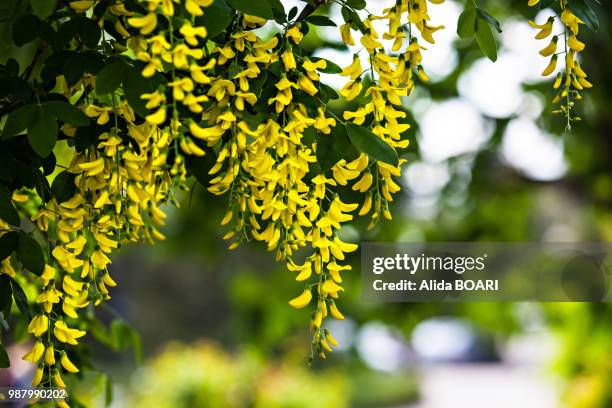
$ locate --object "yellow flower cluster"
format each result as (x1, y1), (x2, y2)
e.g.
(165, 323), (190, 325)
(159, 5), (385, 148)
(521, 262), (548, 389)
(1, 0), (429, 382)
(339, 0), (444, 231)
(11, 78), (174, 397)
(124, 0), (438, 358)
(528, 0), (593, 129)
(0, 2), (181, 398)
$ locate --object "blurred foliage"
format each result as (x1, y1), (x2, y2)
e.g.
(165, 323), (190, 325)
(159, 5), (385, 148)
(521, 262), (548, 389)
(126, 341), (348, 408)
(124, 340), (418, 408)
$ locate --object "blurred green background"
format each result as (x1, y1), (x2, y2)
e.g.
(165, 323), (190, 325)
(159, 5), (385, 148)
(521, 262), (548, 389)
(4, 0), (612, 407)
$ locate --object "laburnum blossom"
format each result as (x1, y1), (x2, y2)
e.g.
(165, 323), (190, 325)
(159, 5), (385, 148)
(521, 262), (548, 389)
(528, 0), (593, 129)
(3, 0), (594, 397)
(1, 0), (415, 380)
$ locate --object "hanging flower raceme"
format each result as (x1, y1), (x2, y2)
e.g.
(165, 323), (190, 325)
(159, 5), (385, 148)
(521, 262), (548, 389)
(338, 0), (441, 230)
(10, 0), (597, 399)
(528, 0), (594, 130)
(120, 0), (417, 360)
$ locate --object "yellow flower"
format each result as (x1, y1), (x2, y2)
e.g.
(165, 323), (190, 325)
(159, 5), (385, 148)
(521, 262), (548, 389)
(539, 36), (558, 57)
(28, 315), (49, 337)
(561, 9), (582, 34)
(22, 341), (45, 364)
(179, 22), (207, 46)
(146, 106), (167, 125)
(53, 370), (66, 388)
(242, 14), (267, 27)
(314, 107), (335, 134)
(340, 55), (362, 80)
(541, 55), (557, 76)
(529, 17), (554, 40)
(339, 79), (363, 101)
(32, 366), (44, 386)
(45, 345), (56, 365)
(287, 26), (303, 44)
(288, 288), (312, 309)
(185, 0), (212, 16)
(128, 13), (158, 35)
(281, 49), (297, 70)
(568, 35), (585, 52)
(322, 279), (344, 296)
(340, 23), (354, 45)
(36, 288), (62, 313)
(329, 302), (345, 320)
(303, 58), (326, 81)
(298, 75), (318, 96)
(190, 124), (225, 145)
(69, 0), (94, 13)
(326, 330), (339, 346)
(60, 352), (80, 373)
(234, 91), (257, 110)
(78, 157), (105, 176)
(288, 261), (312, 281)
(360, 33), (383, 51)
(54, 320), (86, 345)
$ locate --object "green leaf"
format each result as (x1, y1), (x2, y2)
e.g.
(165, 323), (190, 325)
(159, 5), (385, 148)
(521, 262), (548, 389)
(30, 0), (57, 19)
(302, 126), (317, 145)
(0, 344), (9, 368)
(288, 6), (298, 20)
(197, 0), (233, 39)
(266, 0), (285, 22)
(539, 0), (556, 9)
(306, 15), (337, 27)
(51, 171), (77, 203)
(130, 329), (142, 362)
(346, 122), (398, 166)
(346, 0), (366, 10)
(341, 6), (366, 32)
(0, 311), (9, 332)
(63, 54), (86, 86)
(28, 105), (58, 157)
(2, 104), (37, 138)
(9, 277), (30, 320)
(111, 320), (142, 362)
(457, 7), (477, 38)
(12, 14), (42, 46)
(477, 8), (502, 33)
(318, 83), (339, 101)
(0, 187), (20, 226)
(96, 61), (127, 95)
(0, 231), (18, 262)
(89, 319), (113, 347)
(0, 275), (12, 312)
(268, 61), (282, 77)
(572, 0), (598, 31)
(79, 18), (101, 48)
(317, 125), (350, 171)
(266, 0), (284, 14)
(105, 376), (113, 407)
(16, 232), (45, 276)
(250, 71), (268, 97)
(475, 18), (497, 62)
(226, 0), (273, 20)
(74, 125), (98, 152)
(43, 101), (89, 126)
